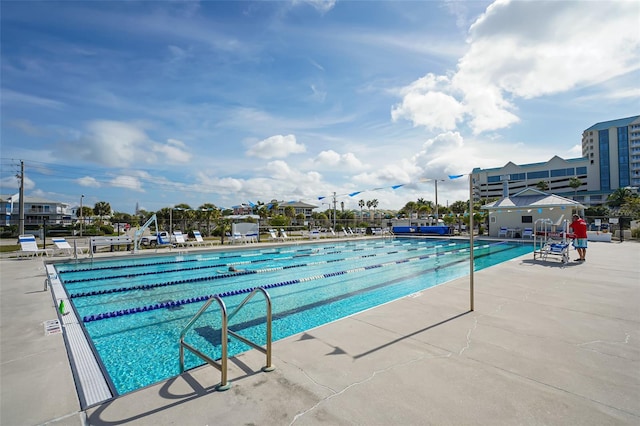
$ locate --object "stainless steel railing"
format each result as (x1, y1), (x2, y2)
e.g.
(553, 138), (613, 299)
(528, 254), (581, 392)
(179, 288), (274, 391)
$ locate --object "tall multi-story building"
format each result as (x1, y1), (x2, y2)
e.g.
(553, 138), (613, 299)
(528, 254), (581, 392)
(582, 115), (640, 191)
(472, 115), (640, 207)
(471, 156), (592, 202)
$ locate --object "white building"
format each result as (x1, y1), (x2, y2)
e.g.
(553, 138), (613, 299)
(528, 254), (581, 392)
(472, 156), (591, 203)
(582, 115), (640, 192)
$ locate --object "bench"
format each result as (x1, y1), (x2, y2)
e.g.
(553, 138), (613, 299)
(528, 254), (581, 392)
(90, 236), (133, 253)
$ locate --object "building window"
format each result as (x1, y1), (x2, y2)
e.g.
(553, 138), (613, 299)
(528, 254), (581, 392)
(618, 126), (630, 187)
(599, 129), (610, 190)
(521, 215), (533, 223)
(576, 166), (587, 175)
(527, 170), (549, 179)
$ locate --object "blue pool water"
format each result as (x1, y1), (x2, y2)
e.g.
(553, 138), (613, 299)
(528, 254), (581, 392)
(54, 237), (532, 395)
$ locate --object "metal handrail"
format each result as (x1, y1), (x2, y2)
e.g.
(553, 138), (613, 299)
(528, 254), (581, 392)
(179, 295), (230, 390)
(227, 287), (274, 373)
(178, 288), (274, 392)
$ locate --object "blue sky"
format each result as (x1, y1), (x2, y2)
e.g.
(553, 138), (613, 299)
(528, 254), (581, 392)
(1, 0), (639, 214)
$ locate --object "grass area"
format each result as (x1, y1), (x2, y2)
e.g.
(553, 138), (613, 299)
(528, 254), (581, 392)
(0, 245), (20, 253)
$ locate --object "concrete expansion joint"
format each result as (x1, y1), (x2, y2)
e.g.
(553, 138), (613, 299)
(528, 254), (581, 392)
(284, 350), (451, 425)
(576, 332), (633, 358)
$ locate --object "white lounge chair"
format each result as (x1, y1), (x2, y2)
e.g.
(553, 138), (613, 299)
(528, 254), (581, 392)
(172, 231), (189, 247)
(232, 232), (245, 244)
(498, 227), (508, 238)
(268, 229), (282, 242)
(191, 231), (213, 247)
(310, 229), (321, 239)
(18, 235), (52, 258)
(522, 228), (534, 239)
(245, 232), (258, 243)
(52, 237), (87, 256)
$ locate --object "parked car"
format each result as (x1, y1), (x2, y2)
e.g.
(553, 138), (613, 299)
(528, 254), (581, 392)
(140, 231), (175, 246)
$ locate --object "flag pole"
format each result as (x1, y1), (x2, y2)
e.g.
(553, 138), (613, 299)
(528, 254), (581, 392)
(469, 173), (474, 311)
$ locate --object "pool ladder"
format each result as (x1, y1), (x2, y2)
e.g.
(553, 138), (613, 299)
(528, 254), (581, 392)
(179, 287), (275, 391)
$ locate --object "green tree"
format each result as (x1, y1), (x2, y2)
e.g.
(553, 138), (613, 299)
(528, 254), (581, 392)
(198, 203), (219, 236)
(607, 187), (636, 208)
(536, 181), (549, 191)
(371, 199), (379, 225)
(93, 201), (111, 225)
(568, 177), (582, 199)
(284, 206), (295, 222)
(620, 197), (640, 220)
(358, 199), (365, 222)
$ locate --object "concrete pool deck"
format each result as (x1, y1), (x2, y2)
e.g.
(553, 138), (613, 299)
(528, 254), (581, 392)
(1, 238), (638, 425)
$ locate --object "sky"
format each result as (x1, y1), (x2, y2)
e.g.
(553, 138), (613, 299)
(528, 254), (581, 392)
(1, 0), (639, 214)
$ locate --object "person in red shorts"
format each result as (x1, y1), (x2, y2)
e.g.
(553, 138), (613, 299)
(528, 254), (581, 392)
(570, 214), (588, 262)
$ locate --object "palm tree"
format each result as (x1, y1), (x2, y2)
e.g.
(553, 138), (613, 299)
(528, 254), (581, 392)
(371, 199), (378, 226)
(358, 200), (365, 223)
(198, 203), (218, 236)
(93, 201), (111, 226)
(607, 187), (635, 208)
(366, 200), (373, 225)
(568, 177), (582, 200)
(536, 181), (549, 191)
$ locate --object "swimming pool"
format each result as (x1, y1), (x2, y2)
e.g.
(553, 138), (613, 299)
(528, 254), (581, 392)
(54, 237), (532, 396)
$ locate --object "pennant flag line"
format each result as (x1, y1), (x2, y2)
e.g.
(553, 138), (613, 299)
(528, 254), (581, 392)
(313, 174), (468, 204)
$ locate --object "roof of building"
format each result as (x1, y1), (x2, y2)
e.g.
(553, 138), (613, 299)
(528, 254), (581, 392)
(584, 115), (640, 132)
(0, 194), (68, 205)
(481, 188), (585, 210)
(472, 155), (588, 174)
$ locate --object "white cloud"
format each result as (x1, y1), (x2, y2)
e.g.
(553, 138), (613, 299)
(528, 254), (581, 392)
(314, 150), (366, 170)
(56, 121), (192, 167)
(110, 175), (144, 192)
(392, 0), (640, 135)
(295, 0), (336, 14)
(152, 138), (192, 164)
(246, 134), (306, 159)
(77, 176), (101, 187)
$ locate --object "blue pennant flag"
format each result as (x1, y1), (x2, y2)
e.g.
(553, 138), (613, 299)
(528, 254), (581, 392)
(318, 196), (326, 200)
(448, 174), (465, 180)
(348, 191), (362, 197)
(391, 184), (404, 190)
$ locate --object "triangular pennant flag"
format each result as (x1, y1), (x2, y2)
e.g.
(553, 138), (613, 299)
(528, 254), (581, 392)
(391, 184), (404, 190)
(448, 174), (465, 179)
(348, 191), (362, 197)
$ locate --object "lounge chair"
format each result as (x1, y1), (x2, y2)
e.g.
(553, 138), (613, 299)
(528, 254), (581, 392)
(172, 231), (189, 247)
(232, 232), (245, 244)
(522, 228), (533, 239)
(245, 232), (258, 243)
(52, 237), (87, 256)
(310, 229), (321, 239)
(498, 227), (508, 238)
(190, 231), (213, 247)
(18, 234), (52, 258)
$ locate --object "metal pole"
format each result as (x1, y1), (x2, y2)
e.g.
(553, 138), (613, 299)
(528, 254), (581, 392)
(435, 180), (438, 223)
(332, 192), (336, 231)
(19, 161), (25, 235)
(469, 174), (474, 311)
(79, 195), (84, 237)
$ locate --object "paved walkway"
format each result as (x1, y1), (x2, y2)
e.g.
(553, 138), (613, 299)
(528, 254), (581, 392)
(1, 239), (638, 425)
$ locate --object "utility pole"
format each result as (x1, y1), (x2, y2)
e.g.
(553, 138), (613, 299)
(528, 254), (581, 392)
(332, 192), (337, 231)
(18, 160), (25, 235)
